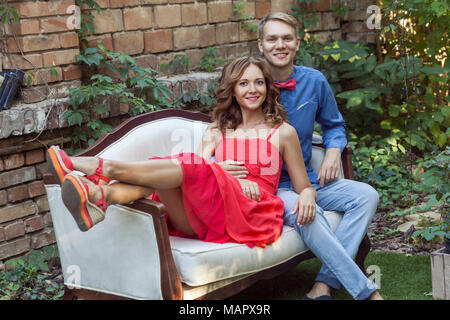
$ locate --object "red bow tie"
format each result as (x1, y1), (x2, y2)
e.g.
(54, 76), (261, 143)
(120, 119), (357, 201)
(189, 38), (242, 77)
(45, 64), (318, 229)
(274, 78), (296, 90)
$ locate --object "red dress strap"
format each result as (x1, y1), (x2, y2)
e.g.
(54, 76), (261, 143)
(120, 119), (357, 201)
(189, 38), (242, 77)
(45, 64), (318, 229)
(266, 124), (281, 140)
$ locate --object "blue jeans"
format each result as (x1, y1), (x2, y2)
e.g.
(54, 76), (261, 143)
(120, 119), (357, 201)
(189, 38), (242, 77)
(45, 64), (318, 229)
(277, 178), (379, 300)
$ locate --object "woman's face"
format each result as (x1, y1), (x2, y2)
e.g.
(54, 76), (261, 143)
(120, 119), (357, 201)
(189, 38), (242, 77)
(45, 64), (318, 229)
(233, 64), (267, 112)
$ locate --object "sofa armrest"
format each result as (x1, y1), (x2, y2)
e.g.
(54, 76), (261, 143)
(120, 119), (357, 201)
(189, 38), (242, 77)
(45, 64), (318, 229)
(123, 199), (183, 299)
(341, 145), (355, 180)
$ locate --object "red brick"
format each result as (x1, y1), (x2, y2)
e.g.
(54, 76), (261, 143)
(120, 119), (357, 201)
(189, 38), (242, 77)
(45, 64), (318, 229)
(40, 17), (72, 33)
(0, 201), (36, 224)
(22, 34), (60, 52)
(20, 86), (47, 104)
(141, 0), (168, 4)
(43, 212), (53, 227)
(3, 54), (43, 70)
(154, 5), (181, 28)
(7, 185), (29, 203)
(256, 1), (271, 18)
(5, 19), (40, 35)
(11, 1), (58, 18)
(144, 29), (173, 53)
(43, 49), (79, 67)
(4, 222), (26, 240)
(208, 1), (233, 23)
(24, 67), (63, 86)
(173, 27), (200, 50)
(0, 190), (7, 206)
(169, 0), (194, 3)
(199, 25), (215, 48)
(312, 0), (332, 11)
(4, 153), (24, 170)
(6, 38), (22, 53)
(0, 167), (36, 190)
(85, 34), (114, 51)
(124, 7), (153, 31)
(134, 54), (158, 70)
(92, 9), (124, 34)
(0, 238), (30, 260)
(63, 65), (82, 81)
(28, 180), (46, 198)
(25, 216), (45, 233)
(216, 22), (239, 44)
(110, 0), (140, 8)
(25, 149), (44, 165)
(181, 3), (207, 26)
(61, 32), (79, 48)
(34, 162), (50, 180)
(31, 230), (55, 249)
(113, 31), (144, 55)
(35, 196), (49, 213)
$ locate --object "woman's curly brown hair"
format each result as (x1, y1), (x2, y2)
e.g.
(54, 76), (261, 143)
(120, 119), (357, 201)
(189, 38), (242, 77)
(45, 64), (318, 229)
(212, 57), (287, 132)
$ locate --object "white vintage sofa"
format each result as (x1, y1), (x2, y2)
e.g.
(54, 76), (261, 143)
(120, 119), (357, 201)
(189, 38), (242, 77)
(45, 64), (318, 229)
(43, 109), (370, 300)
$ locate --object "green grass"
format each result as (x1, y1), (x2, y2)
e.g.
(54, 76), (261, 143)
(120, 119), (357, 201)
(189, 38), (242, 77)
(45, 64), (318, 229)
(229, 251), (433, 300)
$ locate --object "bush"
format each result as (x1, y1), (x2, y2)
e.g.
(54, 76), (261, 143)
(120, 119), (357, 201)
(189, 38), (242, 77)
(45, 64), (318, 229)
(0, 246), (63, 300)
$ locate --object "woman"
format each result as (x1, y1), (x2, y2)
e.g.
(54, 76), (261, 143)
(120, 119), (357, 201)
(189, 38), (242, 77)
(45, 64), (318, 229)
(47, 56), (316, 248)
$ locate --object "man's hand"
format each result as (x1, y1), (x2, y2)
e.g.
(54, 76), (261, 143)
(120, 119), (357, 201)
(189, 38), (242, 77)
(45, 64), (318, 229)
(291, 187), (317, 225)
(238, 179), (260, 201)
(217, 160), (248, 179)
(317, 148), (341, 187)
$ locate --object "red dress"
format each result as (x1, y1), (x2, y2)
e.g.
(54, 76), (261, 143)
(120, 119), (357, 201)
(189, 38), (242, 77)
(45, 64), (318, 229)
(150, 126), (284, 248)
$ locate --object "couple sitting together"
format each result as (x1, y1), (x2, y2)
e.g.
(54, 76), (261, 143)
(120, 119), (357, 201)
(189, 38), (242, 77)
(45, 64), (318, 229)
(46, 12), (382, 300)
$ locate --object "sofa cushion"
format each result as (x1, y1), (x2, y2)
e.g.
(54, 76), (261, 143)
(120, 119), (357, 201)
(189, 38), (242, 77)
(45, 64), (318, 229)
(170, 210), (343, 287)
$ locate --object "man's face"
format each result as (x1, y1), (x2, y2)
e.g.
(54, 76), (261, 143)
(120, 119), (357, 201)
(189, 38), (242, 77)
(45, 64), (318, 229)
(258, 20), (300, 70)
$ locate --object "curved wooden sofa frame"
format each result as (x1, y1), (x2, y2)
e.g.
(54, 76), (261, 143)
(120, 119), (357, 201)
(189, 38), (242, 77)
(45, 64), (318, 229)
(43, 109), (370, 300)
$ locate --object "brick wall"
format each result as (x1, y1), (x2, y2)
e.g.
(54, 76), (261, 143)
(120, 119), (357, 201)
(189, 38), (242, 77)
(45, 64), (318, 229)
(0, 0), (376, 264)
(0, 145), (54, 266)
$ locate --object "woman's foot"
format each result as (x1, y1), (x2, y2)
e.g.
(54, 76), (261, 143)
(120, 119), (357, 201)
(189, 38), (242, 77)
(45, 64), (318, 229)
(46, 146), (73, 185)
(61, 173), (108, 232)
(71, 157), (111, 185)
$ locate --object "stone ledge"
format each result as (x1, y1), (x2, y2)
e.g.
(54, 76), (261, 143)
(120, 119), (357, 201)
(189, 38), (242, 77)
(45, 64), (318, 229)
(0, 71), (220, 140)
(0, 98), (70, 140)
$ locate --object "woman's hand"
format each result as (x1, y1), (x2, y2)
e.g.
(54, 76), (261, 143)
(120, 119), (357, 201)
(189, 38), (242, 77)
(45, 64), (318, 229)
(291, 187), (317, 226)
(218, 160), (248, 178)
(238, 179), (260, 201)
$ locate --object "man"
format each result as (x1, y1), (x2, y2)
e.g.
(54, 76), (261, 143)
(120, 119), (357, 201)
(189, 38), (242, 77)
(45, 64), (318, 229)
(259, 12), (380, 300)
(220, 12), (381, 300)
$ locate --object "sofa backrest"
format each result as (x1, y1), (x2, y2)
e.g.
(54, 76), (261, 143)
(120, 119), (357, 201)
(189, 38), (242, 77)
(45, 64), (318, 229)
(96, 116), (209, 162)
(83, 110), (342, 178)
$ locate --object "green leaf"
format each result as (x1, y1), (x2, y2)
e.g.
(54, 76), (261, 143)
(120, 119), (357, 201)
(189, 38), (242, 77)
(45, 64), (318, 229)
(437, 133), (447, 147)
(380, 119), (391, 130)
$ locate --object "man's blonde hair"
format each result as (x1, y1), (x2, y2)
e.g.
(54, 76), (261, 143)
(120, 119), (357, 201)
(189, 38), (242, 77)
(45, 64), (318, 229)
(258, 12), (299, 40)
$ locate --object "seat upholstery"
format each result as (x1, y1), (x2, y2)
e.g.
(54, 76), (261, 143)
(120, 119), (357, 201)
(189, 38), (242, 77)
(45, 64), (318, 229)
(171, 212), (342, 287)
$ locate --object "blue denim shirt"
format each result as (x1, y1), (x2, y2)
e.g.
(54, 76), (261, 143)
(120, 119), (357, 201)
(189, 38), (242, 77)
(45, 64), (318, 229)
(278, 65), (347, 187)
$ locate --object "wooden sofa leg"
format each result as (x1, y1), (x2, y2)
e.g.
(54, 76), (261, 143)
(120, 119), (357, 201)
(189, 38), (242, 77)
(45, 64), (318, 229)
(355, 234), (371, 275)
(63, 286), (76, 300)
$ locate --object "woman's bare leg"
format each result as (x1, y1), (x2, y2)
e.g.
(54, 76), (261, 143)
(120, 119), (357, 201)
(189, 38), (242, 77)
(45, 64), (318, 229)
(72, 157), (183, 189)
(154, 188), (196, 236)
(85, 177), (196, 236)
